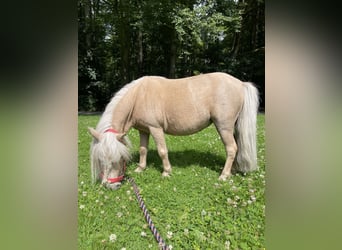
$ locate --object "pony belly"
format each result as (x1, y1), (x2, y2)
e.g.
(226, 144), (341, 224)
(163, 119), (212, 136)
(133, 119), (211, 136)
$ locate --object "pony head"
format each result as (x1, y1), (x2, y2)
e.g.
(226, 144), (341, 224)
(88, 127), (131, 190)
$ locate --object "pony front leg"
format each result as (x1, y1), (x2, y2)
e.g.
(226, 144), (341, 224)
(135, 131), (150, 173)
(149, 127), (172, 177)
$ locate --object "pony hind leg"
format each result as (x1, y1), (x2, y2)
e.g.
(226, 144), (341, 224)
(135, 131), (150, 173)
(217, 128), (237, 181)
(149, 127), (172, 177)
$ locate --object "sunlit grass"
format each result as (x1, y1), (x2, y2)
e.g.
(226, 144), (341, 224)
(78, 114), (265, 249)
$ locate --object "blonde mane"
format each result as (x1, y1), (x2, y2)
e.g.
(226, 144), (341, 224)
(95, 79), (142, 133)
(90, 79), (142, 183)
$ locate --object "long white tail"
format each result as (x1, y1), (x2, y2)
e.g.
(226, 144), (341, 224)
(234, 82), (259, 172)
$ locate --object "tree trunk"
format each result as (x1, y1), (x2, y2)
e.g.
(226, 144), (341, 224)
(118, 0), (130, 84)
(137, 29), (143, 77)
(168, 29), (177, 78)
(231, 32), (241, 58)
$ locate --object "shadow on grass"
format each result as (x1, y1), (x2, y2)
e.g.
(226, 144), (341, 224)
(131, 149), (225, 173)
(78, 111), (102, 116)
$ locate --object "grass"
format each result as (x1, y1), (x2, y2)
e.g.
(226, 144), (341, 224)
(78, 114), (265, 250)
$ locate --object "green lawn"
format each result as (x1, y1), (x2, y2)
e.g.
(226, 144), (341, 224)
(78, 114), (265, 250)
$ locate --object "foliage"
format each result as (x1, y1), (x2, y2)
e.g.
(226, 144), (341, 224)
(78, 0), (265, 111)
(78, 114), (265, 249)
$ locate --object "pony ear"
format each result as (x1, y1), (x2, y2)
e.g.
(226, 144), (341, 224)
(88, 127), (101, 140)
(116, 133), (127, 144)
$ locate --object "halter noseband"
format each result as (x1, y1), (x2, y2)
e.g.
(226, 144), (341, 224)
(105, 160), (126, 184)
(102, 128), (127, 184)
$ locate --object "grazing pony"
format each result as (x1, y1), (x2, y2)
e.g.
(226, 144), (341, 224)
(89, 72), (259, 190)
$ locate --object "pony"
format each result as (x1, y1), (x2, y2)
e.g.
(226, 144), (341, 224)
(88, 72), (259, 190)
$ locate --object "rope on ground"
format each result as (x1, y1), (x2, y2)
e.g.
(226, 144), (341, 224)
(127, 177), (169, 250)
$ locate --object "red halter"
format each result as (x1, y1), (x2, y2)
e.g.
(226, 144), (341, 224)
(105, 160), (127, 183)
(101, 128), (127, 184)
(104, 128), (119, 134)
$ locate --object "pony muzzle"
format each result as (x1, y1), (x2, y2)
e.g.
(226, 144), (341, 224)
(105, 175), (124, 190)
(107, 181), (122, 190)
(100, 172), (125, 190)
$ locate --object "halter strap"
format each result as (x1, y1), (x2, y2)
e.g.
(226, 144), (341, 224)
(100, 160), (127, 184)
(106, 175), (124, 183)
(104, 128), (119, 134)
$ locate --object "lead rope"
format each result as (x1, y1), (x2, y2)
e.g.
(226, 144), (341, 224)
(126, 177), (170, 250)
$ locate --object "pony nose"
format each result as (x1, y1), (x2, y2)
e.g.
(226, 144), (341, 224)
(108, 182), (122, 190)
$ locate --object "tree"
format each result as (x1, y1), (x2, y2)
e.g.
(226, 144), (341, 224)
(78, 0), (265, 111)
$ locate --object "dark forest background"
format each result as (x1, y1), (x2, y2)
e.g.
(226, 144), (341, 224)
(78, 0), (264, 111)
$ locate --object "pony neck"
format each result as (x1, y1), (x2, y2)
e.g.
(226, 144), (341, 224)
(110, 86), (138, 133)
(97, 79), (140, 134)
(110, 107), (133, 133)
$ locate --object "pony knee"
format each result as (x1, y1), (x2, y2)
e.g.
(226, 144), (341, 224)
(158, 148), (168, 158)
(140, 146), (147, 154)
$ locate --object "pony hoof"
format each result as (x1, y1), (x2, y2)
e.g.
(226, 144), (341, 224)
(162, 171), (171, 177)
(218, 174), (230, 181)
(134, 166), (145, 173)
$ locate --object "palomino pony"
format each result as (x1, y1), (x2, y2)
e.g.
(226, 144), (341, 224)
(89, 72), (259, 190)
